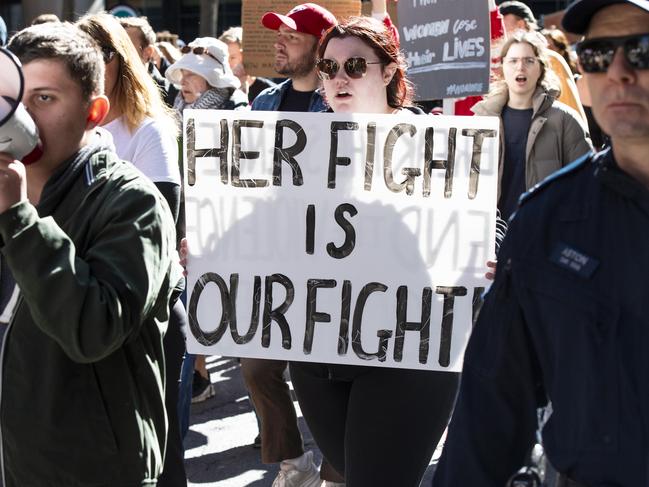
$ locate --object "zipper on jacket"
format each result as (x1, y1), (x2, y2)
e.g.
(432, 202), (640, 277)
(0, 294), (22, 487)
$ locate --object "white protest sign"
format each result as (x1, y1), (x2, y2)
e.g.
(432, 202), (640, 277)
(184, 110), (499, 372)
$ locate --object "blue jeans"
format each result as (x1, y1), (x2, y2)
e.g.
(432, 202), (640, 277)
(178, 352), (195, 439)
(178, 286), (193, 440)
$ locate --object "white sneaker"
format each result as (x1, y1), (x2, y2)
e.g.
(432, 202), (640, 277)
(321, 482), (346, 487)
(272, 451), (321, 487)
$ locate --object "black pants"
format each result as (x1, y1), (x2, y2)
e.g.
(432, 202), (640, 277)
(289, 362), (459, 487)
(158, 299), (188, 487)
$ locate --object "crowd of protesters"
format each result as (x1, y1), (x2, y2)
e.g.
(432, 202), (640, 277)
(0, 0), (648, 486)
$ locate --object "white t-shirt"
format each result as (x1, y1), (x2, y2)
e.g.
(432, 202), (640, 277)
(103, 116), (180, 184)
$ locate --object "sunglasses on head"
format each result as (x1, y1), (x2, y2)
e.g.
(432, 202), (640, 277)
(181, 45), (224, 68)
(577, 33), (649, 73)
(316, 57), (384, 80)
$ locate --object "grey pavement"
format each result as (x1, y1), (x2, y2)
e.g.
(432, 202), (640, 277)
(184, 356), (442, 487)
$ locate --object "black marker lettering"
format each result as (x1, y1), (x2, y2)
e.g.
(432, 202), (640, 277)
(185, 118), (229, 186)
(384, 123), (420, 195)
(338, 280), (352, 355)
(424, 127), (457, 198)
(304, 279), (336, 354)
(188, 272), (232, 346)
(328, 121), (359, 188)
(352, 282), (392, 361)
(364, 122), (377, 191)
(306, 204), (315, 255)
(436, 286), (467, 367)
(261, 274), (294, 349)
(274, 119), (306, 186)
(461, 129), (497, 199)
(393, 286), (432, 364)
(230, 275), (262, 344)
(326, 203), (358, 259)
(232, 119), (268, 188)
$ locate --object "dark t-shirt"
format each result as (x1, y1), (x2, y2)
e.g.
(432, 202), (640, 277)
(278, 84), (315, 112)
(499, 105), (533, 221)
(248, 77), (277, 105)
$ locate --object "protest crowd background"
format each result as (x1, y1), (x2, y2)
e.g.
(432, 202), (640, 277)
(0, 0), (647, 486)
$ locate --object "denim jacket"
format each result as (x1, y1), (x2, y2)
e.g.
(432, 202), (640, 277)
(251, 78), (327, 112)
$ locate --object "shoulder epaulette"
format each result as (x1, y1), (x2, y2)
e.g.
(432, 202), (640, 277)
(518, 151), (593, 206)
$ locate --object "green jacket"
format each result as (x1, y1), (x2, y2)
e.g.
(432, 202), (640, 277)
(0, 140), (180, 486)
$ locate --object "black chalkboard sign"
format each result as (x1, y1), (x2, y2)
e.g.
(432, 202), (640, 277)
(398, 0), (490, 101)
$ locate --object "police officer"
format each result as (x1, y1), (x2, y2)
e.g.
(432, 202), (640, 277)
(431, 1), (649, 486)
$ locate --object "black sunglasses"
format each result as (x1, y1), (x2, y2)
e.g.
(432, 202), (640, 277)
(316, 57), (383, 80)
(181, 45), (224, 68)
(577, 33), (649, 73)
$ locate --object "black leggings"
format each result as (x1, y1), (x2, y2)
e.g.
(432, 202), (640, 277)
(158, 299), (188, 487)
(289, 362), (459, 487)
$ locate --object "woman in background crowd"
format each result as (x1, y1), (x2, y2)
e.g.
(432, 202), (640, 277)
(166, 36), (248, 116)
(77, 14), (180, 206)
(77, 13), (186, 487)
(498, 1), (587, 124)
(472, 30), (592, 222)
(542, 27), (578, 75)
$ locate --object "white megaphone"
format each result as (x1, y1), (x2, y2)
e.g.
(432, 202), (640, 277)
(0, 46), (42, 165)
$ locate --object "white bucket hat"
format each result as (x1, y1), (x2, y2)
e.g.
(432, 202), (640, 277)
(165, 37), (240, 90)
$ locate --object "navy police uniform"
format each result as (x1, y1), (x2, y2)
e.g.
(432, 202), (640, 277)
(432, 148), (649, 486)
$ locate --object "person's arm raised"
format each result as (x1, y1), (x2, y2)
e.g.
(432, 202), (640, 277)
(370, 0), (400, 45)
(0, 168), (176, 363)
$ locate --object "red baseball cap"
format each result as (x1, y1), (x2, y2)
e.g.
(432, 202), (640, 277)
(261, 3), (337, 39)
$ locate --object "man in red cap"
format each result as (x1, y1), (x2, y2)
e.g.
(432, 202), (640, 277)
(251, 3), (335, 113)
(247, 7), (341, 487)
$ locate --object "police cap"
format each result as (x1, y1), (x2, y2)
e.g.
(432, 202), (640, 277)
(562, 0), (649, 34)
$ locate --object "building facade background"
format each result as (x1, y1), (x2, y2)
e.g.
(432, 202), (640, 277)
(2, 0), (572, 46)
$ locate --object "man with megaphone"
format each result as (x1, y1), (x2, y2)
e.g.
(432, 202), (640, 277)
(0, 22), (181, 486)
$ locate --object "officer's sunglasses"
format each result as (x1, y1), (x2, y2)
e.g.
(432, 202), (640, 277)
(577, 33), (649, 73)
(181, 45), (224, 68)
(316, 57), (384, 80)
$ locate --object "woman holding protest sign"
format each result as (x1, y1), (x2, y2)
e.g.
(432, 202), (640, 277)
(287, 16), (459, 487)
(471, 30), (592, 222)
